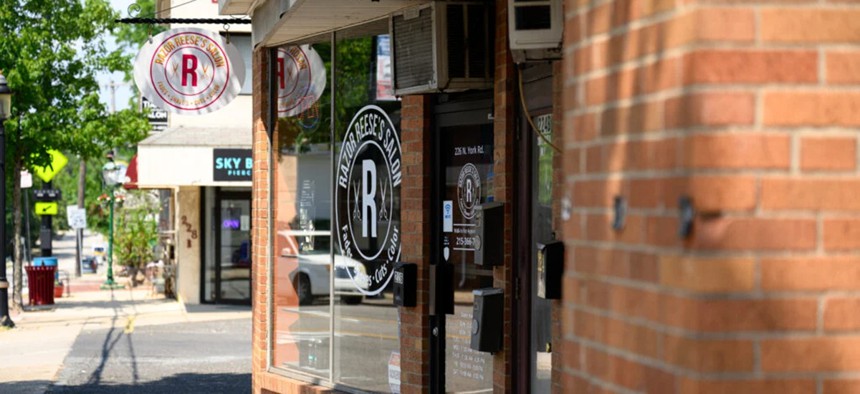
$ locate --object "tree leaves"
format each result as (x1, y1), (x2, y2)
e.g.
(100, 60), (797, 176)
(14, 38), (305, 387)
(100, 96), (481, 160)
(0, 0), (150, 168)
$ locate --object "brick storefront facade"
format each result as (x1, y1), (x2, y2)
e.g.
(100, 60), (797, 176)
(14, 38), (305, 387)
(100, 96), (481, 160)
(560, 0), (860, 392)
(238, 0), (860, 392)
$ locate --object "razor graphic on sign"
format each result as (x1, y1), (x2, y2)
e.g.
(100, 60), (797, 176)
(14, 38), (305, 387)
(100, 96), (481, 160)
(335, 105), (402, 295)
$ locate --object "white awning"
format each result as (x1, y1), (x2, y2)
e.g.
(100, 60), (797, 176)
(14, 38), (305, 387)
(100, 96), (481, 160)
(222, 0), (426, 47)
(137, 126), (253, 188)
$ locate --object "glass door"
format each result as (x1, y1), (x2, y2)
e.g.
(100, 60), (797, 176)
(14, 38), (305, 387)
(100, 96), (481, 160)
(515, 62), (555, 393)
(529, 112), (554, 393)
(432, 92), (496, 393)
(215, 191), (252, 303)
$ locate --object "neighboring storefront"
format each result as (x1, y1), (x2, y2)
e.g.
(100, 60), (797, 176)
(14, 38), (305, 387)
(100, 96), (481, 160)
(130, 0), (256, 305)
(136, 127), (253, 305)
(224, 0), (860, 393)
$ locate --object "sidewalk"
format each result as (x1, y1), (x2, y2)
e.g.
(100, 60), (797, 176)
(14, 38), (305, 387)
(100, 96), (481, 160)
(0, 232), (251, 392)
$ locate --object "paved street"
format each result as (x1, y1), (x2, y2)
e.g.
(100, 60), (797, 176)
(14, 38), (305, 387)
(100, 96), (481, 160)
(51, 318), (250, 393)
(0, 231), (252, 393)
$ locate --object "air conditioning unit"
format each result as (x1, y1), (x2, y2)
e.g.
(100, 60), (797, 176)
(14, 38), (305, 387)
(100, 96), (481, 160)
(508, 0), (563, 63)
(391, 2), (493, 96)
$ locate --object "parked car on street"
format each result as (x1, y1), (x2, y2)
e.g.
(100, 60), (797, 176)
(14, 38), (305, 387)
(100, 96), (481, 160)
(82, 256), (98, 273)
(280, 249), (369, 305)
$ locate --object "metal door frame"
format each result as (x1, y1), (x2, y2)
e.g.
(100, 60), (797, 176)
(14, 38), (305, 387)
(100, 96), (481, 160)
(430, 91), (494, 393)
(213, 188), (252, 305)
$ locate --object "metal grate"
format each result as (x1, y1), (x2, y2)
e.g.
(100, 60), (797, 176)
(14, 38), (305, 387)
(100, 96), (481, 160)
(393, 7), (435, 92)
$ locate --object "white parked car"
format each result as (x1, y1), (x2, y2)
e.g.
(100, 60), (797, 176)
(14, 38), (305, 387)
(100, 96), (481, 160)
(281, 249), (370, 305)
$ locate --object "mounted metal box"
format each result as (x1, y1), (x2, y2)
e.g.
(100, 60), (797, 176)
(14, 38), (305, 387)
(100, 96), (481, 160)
(508, 0), (563, 62)
(391, 1), (494, 95)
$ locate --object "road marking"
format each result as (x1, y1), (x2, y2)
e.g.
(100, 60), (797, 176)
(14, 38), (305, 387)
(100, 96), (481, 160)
(124, 316), (136, 334)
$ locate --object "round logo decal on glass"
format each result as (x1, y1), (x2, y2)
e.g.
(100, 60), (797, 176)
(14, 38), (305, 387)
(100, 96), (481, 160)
(133, 27), (245, 115)
(457, 163), (482, 220)
(335, 105), (401, 295)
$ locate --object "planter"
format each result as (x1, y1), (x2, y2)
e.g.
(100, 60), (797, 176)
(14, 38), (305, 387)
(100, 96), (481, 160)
(54, 284), (64, 298)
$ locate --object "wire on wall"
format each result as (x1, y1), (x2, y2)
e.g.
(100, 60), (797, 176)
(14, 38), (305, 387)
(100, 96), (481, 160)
(517, 67), (562, 154)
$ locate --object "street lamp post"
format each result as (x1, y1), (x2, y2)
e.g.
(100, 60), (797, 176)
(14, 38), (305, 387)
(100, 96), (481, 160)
(100, 159), (123, 290)
(0, 73), (15, 327)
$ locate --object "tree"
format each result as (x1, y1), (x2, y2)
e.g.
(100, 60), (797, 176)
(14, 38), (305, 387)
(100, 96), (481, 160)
(0, 0), (150, 310)
(112, 190), (159, 287)
(114, 0), (167, 86)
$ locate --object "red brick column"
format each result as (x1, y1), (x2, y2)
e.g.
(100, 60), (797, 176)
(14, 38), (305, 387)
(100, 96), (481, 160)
(560, 0), (860, 392)
(493, 0), (516, 392)
(250, 47), (271, 394)
(400, 95), (433, 393)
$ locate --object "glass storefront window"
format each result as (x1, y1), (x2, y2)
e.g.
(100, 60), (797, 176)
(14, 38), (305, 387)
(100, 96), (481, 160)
(531, 113), (553, 393)
(272, 38), (334, 378)
(271, 20), (402, 392)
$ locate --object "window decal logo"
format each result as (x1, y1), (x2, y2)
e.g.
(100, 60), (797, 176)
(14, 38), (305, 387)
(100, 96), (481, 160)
(335, 105), (401, 295)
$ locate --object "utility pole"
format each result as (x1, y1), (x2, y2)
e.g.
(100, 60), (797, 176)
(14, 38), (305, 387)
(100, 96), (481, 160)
(0, 73), (14, 328)
(75, 160), (86, 277)
(40, 180), (52, 258)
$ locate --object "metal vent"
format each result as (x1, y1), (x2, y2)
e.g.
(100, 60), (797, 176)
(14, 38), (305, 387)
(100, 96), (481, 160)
(392, 2), (493, 95)
(393, 7), (435, 92)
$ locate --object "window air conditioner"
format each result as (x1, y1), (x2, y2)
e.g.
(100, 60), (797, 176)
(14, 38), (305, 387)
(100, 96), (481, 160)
(508, 0), (563, 63)
(391, 2), (494, 96)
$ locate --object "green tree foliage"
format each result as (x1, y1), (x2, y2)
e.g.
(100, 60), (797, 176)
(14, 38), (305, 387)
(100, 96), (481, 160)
(0, 0), (151, 310)
(114, 0), (167, 84)
(112, 190), (158, 286)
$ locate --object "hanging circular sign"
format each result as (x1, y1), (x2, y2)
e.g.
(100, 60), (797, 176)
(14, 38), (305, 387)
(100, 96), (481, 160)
(277, 45), (327, 118)
(133, 27), (245, 115)
(335, 105), (402, 295)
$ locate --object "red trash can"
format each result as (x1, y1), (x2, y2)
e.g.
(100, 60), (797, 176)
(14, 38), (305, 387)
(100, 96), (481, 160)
(25, 265), (56, 305)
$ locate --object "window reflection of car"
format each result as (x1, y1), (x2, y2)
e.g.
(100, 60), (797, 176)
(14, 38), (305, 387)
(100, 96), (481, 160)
(282, 249), (369, 305)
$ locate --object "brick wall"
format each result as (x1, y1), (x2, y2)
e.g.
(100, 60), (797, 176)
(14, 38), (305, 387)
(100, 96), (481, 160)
(493, 0), (516, 391)
(399, 95), (433, 393)
(251, 47), (270, 393)
(561, 0), (860, 392)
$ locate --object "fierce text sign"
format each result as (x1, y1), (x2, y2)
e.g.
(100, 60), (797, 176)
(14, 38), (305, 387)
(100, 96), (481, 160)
(134, 28), (245, 115)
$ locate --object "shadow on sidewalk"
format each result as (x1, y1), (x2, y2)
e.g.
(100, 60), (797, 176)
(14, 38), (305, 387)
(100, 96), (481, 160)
(51, 297), (176, 310)
(183, 304), (250, 314)
(0, 373), (252, 393)
(0, 380), (52, 394)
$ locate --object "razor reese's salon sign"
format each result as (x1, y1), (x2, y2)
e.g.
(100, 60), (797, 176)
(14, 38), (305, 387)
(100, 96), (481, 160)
(134, 28), (245, 115)
(335, 105), (402, 295)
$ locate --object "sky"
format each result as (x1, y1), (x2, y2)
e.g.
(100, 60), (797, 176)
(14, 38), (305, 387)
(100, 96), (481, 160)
(96, 0), (140, 112)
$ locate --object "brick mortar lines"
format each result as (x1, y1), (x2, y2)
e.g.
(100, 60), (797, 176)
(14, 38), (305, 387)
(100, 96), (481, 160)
(566, 160), (860, 179)
(567, 268), (860, 300)
(572, 302), (821, 340)
(574, 336), (762, 382)
(569, 4), (688, 48)
(566, 368), (642, 394)
(568, 206), (821, 222)
(582, 240), (860, 269)
(568, 83), (860, 123)
(856, 136), (860, 178)
(570, 44), (838, 88)
(577, 333), (860, 382)
(566, 169), (799, 183)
